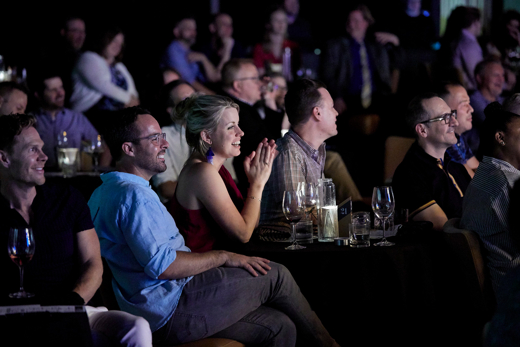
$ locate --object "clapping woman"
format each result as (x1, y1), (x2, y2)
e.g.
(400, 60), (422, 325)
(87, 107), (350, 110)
(169, 95), (277, 252)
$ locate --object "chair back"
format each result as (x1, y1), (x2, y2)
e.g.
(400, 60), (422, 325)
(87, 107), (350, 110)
(383, 136), (414, 184)
(442, 218), (495, 315)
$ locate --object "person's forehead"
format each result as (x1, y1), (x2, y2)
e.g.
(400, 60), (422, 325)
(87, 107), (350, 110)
(135, 114), (160, 134)
(216, 14), (232, 25)
(318, 88), (332, 104)
(349, 10), (365, 21)
(67, 19), (85, 30)
(172, 84), (195, 101)
(14, 127), (42, 148)
(238, 63), (258, 76)
(8, 89), (27, 102)
(272, 76), (286, 86)
(485, 63), (504, 75)
(424, 97), (450, 115)
(44, 76), (62, 89)
(447, 85), (468, 101)
(179, 19), (196, 29)
(221, 107), (239, 123)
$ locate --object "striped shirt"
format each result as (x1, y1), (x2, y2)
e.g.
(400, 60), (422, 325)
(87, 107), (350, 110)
(260, 129), (325, 224)
(460, 156), (520, 295)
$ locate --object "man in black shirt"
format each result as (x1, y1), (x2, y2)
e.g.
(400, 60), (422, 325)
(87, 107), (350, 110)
(392, 93), (472, 231)
(0, 114), (152, 346)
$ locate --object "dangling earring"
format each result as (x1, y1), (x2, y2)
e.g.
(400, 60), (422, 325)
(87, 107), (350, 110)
(206, 147), (214, 165)
(500, 141), (506, 146)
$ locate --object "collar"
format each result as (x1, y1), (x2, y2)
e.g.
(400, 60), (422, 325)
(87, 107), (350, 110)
(101, 171), (151, 188)
(36, 108), (66, 120)
(287, 128), (324, 162)
(411, 141), (452, 167)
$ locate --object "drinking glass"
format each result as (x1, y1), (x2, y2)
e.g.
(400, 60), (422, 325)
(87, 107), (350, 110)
(7, 227), (35, 298)
(84, 135), (104, 172)
(283, 190), (306, 250)
(299, 182), (317, 222)
(371, 186), (395, 247)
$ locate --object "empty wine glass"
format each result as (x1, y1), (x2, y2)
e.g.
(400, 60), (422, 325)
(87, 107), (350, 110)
(283, 190), (306, 250)
(7, 227), (35, 298)
(299, 182), (317, 222)
(84, 135), (104, 172)
(372, 186), (395, 247)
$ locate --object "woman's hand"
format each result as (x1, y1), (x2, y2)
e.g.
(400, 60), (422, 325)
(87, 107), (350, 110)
(243, 138), (277, 188)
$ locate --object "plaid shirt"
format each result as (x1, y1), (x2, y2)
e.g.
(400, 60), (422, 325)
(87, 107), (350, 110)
(260, 129), (326, 224)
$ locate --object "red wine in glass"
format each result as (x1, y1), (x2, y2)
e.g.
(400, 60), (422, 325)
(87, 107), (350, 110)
(8, 227), (35, 298)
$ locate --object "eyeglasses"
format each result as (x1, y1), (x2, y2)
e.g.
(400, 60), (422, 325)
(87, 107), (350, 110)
(419, 110), (458, 125)
(235, 76), (260, 82)
(130, 133), (166, 144)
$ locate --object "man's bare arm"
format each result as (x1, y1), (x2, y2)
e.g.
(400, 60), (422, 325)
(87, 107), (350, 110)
(158, 250), (271, 280)
(412, 203), (449, 232)
(74, 228), (103, 303)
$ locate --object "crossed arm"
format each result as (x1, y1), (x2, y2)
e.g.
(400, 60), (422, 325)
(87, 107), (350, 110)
(74, 228), (103, 303)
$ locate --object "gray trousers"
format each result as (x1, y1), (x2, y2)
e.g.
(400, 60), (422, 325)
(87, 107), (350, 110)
(152, 262), (338, 347)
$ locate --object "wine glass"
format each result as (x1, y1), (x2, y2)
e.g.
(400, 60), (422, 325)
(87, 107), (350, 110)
(283, 190), (306, 250)
(299, 182), (318, 222)
(84, 135), (104, 172)
(7, 227), (35, 298)
(372, 186), (395, 247)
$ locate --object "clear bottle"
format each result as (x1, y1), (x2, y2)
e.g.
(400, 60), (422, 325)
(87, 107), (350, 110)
(317, 178), (339, 242)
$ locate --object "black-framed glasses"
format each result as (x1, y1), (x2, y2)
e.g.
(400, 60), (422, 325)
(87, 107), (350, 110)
(235, 76), (260, 82)
(130, 133), (166, 144)
(419, 110), (457, 125)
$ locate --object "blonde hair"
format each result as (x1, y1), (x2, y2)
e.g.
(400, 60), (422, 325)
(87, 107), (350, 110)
(173, 94), (240, 156)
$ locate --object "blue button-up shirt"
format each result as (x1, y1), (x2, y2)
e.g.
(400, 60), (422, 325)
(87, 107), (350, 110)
(88, 171), (192, 332)
(160, 40), (205, 84)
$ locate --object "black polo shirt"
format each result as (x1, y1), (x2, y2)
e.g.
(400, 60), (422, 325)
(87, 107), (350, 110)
(0, 183), (94, 300)
(392, 141), (471, 220)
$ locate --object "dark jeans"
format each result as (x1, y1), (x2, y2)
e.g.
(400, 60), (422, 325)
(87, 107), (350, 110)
(152, 262), (338, 347)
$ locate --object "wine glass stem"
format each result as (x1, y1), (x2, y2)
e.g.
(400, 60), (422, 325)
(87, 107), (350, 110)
(18, 265), (24, 292)
(381, 217), (387, 242)
(292, 222), (298, 246)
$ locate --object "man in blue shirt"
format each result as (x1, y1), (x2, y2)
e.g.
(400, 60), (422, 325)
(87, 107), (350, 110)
(88, 106), (339, 346)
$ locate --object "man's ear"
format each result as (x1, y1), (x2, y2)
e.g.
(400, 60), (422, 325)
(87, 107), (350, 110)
(0, 150), (10, 168)
(121, 142), (135, 157)
(495, 131), (505, 144)
(415, 123), (428, 138)
(173, 27), (180, 38)
(475, 74), (482, 86)
(232, 80), (241, 93)
(312, 106), (321, 121)
(209, 23), (216, 34)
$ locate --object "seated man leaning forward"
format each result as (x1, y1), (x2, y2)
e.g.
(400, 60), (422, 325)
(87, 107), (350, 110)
(260, 78), (339, 224)
(87, 106), (339, 346)
(0, 114), (152, 347)
(170, 95), (276, 253)
(392, 92), (472, 231)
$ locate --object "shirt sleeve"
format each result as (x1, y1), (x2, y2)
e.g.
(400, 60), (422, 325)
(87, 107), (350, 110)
(75, 52), (132, 104)
(164, 43), (196, 83)
(68, 186), (95, 233)
(119, 195), (185, 279)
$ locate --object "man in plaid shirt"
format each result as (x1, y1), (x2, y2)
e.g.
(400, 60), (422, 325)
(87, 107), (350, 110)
(260, 79), (339, 224)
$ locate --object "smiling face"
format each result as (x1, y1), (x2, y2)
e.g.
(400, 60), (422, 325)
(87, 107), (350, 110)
(269, 9), (288, 35)
(130, 114), (169, 179)
(422, 97), (459, 149)
(316, 88), (338, 139)
(479, 62), (505, 100)
(346, 10), (369, 39)
(175, 19), (197, 46)
(3, 127), (48, 186)
(42, 77), (66, 110)
(103, 33), (124, 61)
(208, 107), (244, 159)
(63, 18), (86, 51)
(445, 85), (474, 135)
(213, 14), (233, 39)
(0, 89), (28, 116)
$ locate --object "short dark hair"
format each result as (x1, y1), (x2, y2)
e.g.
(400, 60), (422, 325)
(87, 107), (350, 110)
(61, 15), (84, 31)
(406, 92), (439, 133)
(160, 79), (193, 110)
(104, 106), (151, 162)
(474, 58), (502, 83)
(433, 81), (464, 101)
(478, 100), (520, 160)
(0, 114), (36, 153)
(0, 82), (28, 100)
(28, 67), (62, 97)
(221, 58), (255, 90)
(284, 78), (326, 127)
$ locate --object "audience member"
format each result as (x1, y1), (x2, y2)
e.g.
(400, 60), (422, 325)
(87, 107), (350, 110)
(221, 58), (285, 195)
(169, 95), (276, 252)
(436, 81), (479, 177)
(160, 16), (219, 95)
(321, 4), (397, 116)
(0, 113), (152, 347)
(252, 7), (300, 78)
(88, 106), (339, 346)
(468, 58), (506, 153)
(31, 72), (110, 169)
(283, 0), (314, 52)
(488, 10), (520, 79)
(0, 82), (28, 115)
(199, 13), (246, 76)
(70, 25), (139, 131)
(460, 95), (520, 296)
(438, 6), (483, 92)
(261, 78), (362, 223)
(392, 93), (471, 231)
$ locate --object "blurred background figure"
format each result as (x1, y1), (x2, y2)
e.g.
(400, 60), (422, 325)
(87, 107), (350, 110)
(70, 24), (139, 133)
(0, 81), (28, 115)
(253, 6), (300, 80)
(437, 6), (483, 92)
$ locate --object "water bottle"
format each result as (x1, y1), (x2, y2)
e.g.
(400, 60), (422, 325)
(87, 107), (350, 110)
(282, 47), (292, 82)
(317, 178), (339, 242)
